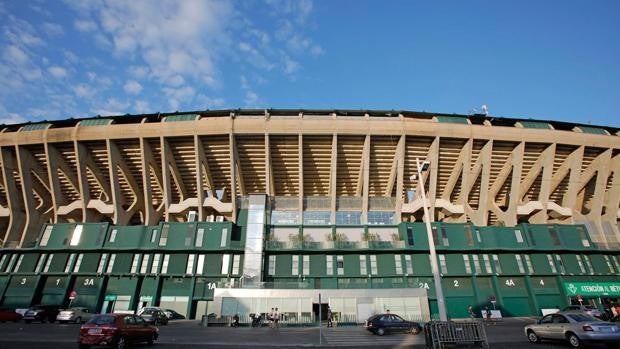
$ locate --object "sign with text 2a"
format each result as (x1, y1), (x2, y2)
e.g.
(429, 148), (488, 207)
(564, 282), (620, 297)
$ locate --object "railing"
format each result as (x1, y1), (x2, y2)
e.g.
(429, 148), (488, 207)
(204, 313), (363, 327)
(265, 240), (406, 250)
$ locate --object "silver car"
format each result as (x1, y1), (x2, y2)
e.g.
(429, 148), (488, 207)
(56, 307), (93, 324)
(525, 312), (620, 348)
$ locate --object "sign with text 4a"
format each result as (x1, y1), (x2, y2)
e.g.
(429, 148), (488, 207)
(564, 282), (620, 297)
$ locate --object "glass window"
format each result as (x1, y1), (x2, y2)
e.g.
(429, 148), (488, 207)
(583, 255), (594, 275)
(406, 227), (414, 246)
(64, 253), (76, 273)
(367, 211), (394, 225)
(195, 229), (204, 247)
(463, 255), (472, 274)
(40, 226), (53, 246)
(194, 254), (204, 274)
(546, 254), (557, 273)
(73, 254), (84, 273)
(438, 255), (447, 274)
(515, 255), (525, 273)
(554, 255), (565, 273)
(0, 254), (7, 270)
(130, 254), (141, 273)
(140, 255), (150, 274)
(441, 227), (449, 246)
(109, 229), (117, 243)
(159, 225), (169, 246)
(370, 255), (378, 275)
(97, 253), (108, 273)
(492, 254), (502, 274)
(150, 229), (157, 243)
(475, 228), (482, 243)
(291, 255), (299, 276)
(524, 255), (534, 274)
(221, 254), (230, 275)
(337, 255), (344, 275)
(13, 255), (24, 272)
(161, 254), (170, 274)
(326, 255), (334, 276)
(35, 254), (47, 273)
(482, 254), (492, 273)
(271, 211), (300, 225)
(302, 255), (309, 276)
(472, 255), (481, 274)
(336, 211), (362, 225)
(186, 254), (195, 274)
(577, 226), (590, 247)
(604, 256), (616, 273)
(549, 226), (560, 246)
(5, 255), (17, 272)
(151, 254), (161, 274)
(514, 229), (524, 243)
(404, 255), (413, 274)
(43, 254), (54, 272)
(359, 255), (367, 275)
(576, 255), (586, 273)
(232, 255), (241, 275)
(303, 211), (331, 225)
(106, 254), (116, 273)
(70, 225), (83, 246)
(394, 255), (403, 275)
(464, 226), (474, 246)
(268, 255), (276, 276)
(220, 228), (228, 247)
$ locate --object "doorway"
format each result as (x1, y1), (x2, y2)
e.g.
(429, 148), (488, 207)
(312, 303), (329, 321)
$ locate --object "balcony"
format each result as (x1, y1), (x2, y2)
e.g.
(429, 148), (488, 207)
(264, 240), (406, 250)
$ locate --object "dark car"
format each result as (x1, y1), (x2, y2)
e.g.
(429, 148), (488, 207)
(22, 305), (62, 323)
(365, 313), (422, 336)
(79, 313), (158, 349)
(0, 308), (22, 322)
(164, 309), (185, 320)
(139, 308), (168, 325)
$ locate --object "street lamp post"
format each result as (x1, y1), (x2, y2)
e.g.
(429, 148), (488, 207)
(414, 158), (448, 321)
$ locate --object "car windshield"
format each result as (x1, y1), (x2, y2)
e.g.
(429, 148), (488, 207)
(566, 313), (599, 322)
(142, 309), (155, 314)
(87, 315), (116, 325)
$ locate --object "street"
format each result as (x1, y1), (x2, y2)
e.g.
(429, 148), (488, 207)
(0, 318), (609, 349)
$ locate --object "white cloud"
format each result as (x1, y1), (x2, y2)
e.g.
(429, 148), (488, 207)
(48, 66), (68, 78)
(5, 45), (29, 65)
(0, 103), (27, 125)
(42, 22), (64, 36)
(74, 19), (97, 32)
(127, 65), (149, 79)
(311, 45), (325, 56)
(244, 90), (259, 106)
(134, 100), (150, 113)
(197, 94), (225, 109)
(94, 97), (131, 116)
(283, 55), (299, 75)
(123, 80), (143, 94)
(163, 85), (196, 110)
(74, 83), (96, 98)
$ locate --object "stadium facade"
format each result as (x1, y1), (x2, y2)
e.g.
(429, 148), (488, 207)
(0, 109), (618, 321)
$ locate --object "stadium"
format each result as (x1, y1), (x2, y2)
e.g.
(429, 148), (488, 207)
(0, 109), (618, 322)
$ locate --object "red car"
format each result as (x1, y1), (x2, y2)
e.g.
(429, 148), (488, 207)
(79, 313), (158, 349)
(0, 308), (22, 322)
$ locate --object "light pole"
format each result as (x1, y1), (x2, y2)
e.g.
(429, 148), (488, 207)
(413, 158), (448, 321)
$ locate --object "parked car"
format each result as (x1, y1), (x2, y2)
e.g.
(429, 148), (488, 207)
(0, 308), (22, 322)
(56, 307), (93, 324)
(137, 306), (164, 316)
(525, 312), (620, 348)
(79, 313), (158, 349)
(563, 305), (603, 318)
(164, 309), (185, 320)
(364, 313), (422, 336)
(22, 305), (62, 323)
(139, 307), (168, 325)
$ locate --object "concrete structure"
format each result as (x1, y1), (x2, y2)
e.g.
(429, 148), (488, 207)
(0, 109), (618, 321)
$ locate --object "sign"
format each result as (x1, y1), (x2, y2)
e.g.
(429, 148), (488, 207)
(69, 290), (77, 300)
(140, 296), (153, 302)
(564, 282), (620, 297)
(576, 294), (583, 302)
(104, 294), (117, 301)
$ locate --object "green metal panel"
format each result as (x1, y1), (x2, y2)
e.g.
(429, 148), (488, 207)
(204, 254), (223, 275)
(79, 118), (112, 126)
(195, 223), (235, 249)
(498, 254), (520, 274)
(405, 223), (430, 250)
(413, 254), (431, 274)
(376, 254), (394, 276)
(161, 277), (193, 296)
(193, 277), (217, 300)
(46, 253), (69, 273)
(557, 225), (594, 250)
(560, 254), (581, 274)
(275, 255), (292, 276)
(70, 275), (104, 311)
(21, 123), (51, 131)
(443, 277), (474, 297)
(530, 254), (554, 274)
(2, 275), (40, 308)
(15, 253), (39, 273)
(436, 115), (469, 124)
(444, 254), (466, 275)
(111, 253), (133, 274)
(534, 294), (565, 313)
(579, 126), (607, 135)
(310, 254), (325, 277)
(523, 225), (554, 250)
(497, 277), (528, 297)
(589, 255), (611, 274)
(39, 276), (71, 306)
(446, 297), (475, 318)
(78, 253), (101, 273)
(442, 224), (476, 249)
(139, 277), (159, 300)
(165, 114), (198, 122)
(520, 121), (550, 129)
(167, 254), (188, 275)
(158, 223), (197, 249)
(105, 226), (156, 249)
(473, 277), (495, 305)
(0, 276), (8, 301)
(39, 223), (109, 250)
(502, 297), (533, 316)
(319, 278), (337, 289)
(530, 276), (560, 295)
(105, 276), (138, 309)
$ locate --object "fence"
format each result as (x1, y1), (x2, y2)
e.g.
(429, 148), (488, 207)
(203, 313), (364, 327)
(424, 320), (488, 348)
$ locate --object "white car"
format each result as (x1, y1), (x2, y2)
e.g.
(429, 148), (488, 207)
(56, 307), (93, 324)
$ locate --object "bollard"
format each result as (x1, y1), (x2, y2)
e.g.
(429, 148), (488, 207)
(201, 314), (209, 327)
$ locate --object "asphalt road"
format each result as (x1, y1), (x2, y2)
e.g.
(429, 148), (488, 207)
(0, 318), (610, 349)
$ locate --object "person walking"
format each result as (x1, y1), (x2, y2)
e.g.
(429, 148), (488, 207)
(273, 307), (280, 328)
(268, 308), (275, 328)
(327, 306), (333, 327)
(468, 305), (475, 320)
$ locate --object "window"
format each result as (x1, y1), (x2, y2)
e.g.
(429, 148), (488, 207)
(195, 228), (205, 247)
(35, 254), (47, 273)
(583, 255), (594, 275)
(514, 229), (524, 243)
(404, 255), (413, 274)
(162, 254), (171, 274)
(302, 255), (309, 276)
(472, 255), (481, 274)
(438, 255), (447, 274)
(43, 254), (54, 272)
(5, 255), (17, 272)
(577, 226), (590, 247)
(97, 253), (108, 273)
(150, 229), (158, 243)
(336, 211), (362, 225)
(370, 255), (377, 275)
(232, 255), (241, 275)
(554, 254), (565, 274)
(65, 253), (76, 273)
(70, 225), (83, 246)
(576, 255), (586, 274)
(604, 256), (616, 273)
(40, 226), (53, 246)
(549, 226), (560, 246)
(515, 255), (525, 273)
(271, 211), (301, 225)
(0, 254), (7, 270)
(220, 228), (228, 247)
(291, 255), (299, 276)
(303, 211), (331, 225)
(221, 254), (230, 274)
(109, 229), (118, 243)
(359, 255), (368, 275)
(336, 255), (344, 275)
(130, 254), (141, 273)
(159, 225), (169, 246)
(475, 228), (482, 243)
(151, 254), (161, 274)
(463, 255), (472, 274)
(13, 255), (24, 272)
(482, 254), (492, 273)
(186, 254), (195, 274)
(106, 254), (116, 273)
(406, 227), (414, 246)
(546, 254), (557, 273)
(492, 254), (502, 274)
(395, 255), (403, 275)
(367, 211), (394, 225)
(441, 227), (449, 246)
(464, 226), (474, 246)
(524, 255), (534, 274)
(196, 255), (205, 275)
(268, 255), (276, 276)
(73, 254), (84, 273)
(140, 255), (150, 274)
(326, 255), (334, 276)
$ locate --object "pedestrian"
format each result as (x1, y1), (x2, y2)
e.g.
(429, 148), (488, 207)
(268, 308), (274, 328)
(327, 306), (333, 327)
(273, 307), (280, 328)
(484, 306), (491, 321)
(232, 313), (239, 327)
(468, 305), (475, 319)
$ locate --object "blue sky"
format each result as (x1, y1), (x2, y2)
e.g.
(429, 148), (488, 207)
(1, 0), (619, 127)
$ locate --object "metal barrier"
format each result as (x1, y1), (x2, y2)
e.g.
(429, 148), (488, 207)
(424, 321), (488, 348)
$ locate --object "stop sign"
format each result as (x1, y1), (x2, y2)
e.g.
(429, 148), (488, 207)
(577, 294), (583, 302)
(69, 290), (77, 300)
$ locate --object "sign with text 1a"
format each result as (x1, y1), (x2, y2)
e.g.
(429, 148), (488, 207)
(564, 282), (620, 297)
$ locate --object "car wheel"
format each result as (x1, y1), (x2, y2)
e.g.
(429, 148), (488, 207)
(79, 344), (91, 349)
(527, 330), (540, 344)
(115, 336), (126, 349)
(410, 325), (421, 335)
(376, 328), (385, 336)
(74, 317), (82, 324)
(567, 333), (582, 348)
